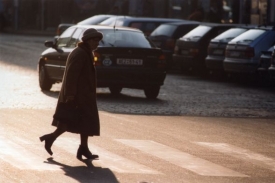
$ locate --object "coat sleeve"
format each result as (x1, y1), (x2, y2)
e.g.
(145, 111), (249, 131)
(63, 51), (87, 98)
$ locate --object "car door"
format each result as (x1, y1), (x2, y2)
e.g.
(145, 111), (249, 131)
(59, 27), (84, 75)
(45, 27), (76, 80)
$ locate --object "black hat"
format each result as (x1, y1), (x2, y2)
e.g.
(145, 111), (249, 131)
(82, 28), (103, 42)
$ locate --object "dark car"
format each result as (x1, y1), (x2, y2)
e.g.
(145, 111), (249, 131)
(38, 25), (167, 99)
(224, 26), (275, 74)
(148, 21), (199, 68)
(268, 46), (275, 82)
(173, 23), (235, 73)
(257, 46), (274, 80)
(56, 14), (115, 36)
(99, 16), (183, 36)
(205, 26), (254, 73)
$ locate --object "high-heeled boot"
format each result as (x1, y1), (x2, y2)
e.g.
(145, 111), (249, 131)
(39, 134), (56, 156)
(76, 145), (99, 160)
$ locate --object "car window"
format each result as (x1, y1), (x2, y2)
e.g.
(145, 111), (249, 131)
(129, 22), (142, 29)
(115, 19), (124, 26)
(213, 28), (248, 40)
(144, 22), (159, 32)
(174, 25), (199, 38)
(183, 25), (211, 38)
(57, 27), (76, 48)
(99, 29), (152, 48)
(129, 22), (159, 36)
(150, 24), (176, 37)
(143, 22), (159, 35)
(77, 16), (111, 25)
(230, 29), (266, 43)
(99, 17), (117, 26)
(67, 28), (84, 48)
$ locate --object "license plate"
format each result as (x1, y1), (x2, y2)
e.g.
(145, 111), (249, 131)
(213, 49), (223, 55)
(117, 59), (143, 65)
(230, 51), (240, 57)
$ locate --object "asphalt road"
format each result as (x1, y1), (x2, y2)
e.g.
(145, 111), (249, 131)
(0, 33), (275, 183)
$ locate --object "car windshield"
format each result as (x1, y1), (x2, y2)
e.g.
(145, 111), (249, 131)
(213, 28), (248, 40)
(77, 16), (112, 25)
(150, 24), (176, 37)
(230, 29), (266, 43)
(99, 17), (119, 26)
(183, 25), (211, 38)
(98, 29), (153, 48)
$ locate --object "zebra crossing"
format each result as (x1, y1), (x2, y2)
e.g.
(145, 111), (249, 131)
(194, 142), (275, 172)
(116, 139), (248, 177)
(0, 136), (274, 177)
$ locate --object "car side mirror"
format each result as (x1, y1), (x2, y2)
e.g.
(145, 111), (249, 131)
(44, 40), (63, 53)
(44, 41), (54, 48)
(54, 35), (59, 43)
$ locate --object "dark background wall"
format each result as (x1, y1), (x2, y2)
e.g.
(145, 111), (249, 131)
(0, 0), (273, 32)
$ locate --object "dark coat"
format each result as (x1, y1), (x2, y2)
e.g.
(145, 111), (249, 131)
(52, 42), (100, 136)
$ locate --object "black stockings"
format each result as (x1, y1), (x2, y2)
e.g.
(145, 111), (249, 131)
(80, 134), (89, 147)
(51, 124), (89, 147)
(52, 124), (66, 138)
(52, 128), (66, 138)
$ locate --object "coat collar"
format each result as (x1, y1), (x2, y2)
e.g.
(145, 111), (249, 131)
(78, 42), (91, 54)
(78, 42), (94, 61)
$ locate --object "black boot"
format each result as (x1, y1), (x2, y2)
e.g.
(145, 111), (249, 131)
(39, 134), (56, 156)
(77, 145), (99, 160)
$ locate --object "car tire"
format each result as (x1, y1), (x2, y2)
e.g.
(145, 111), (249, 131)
(39, 65), (53, 91)
(144, 86), (160, 99)
(109, 86), (122, 95)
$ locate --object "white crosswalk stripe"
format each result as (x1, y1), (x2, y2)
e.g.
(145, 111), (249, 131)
(1, 135), (273, 177)
(0, 137), (61, 170)
(116, 139), (248, 177)
(194, 142), (275, 172)
(55, 137), (161, 174)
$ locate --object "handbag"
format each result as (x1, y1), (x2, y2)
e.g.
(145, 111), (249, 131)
(53, 102), (81, 123)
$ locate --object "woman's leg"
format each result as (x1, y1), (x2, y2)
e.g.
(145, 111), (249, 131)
(40, 124), (66, 155)
(77, 134), (98, 160)
(80, 134), (88, 147)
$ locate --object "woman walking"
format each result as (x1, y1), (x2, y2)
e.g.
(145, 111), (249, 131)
(40, 28), (103, 161)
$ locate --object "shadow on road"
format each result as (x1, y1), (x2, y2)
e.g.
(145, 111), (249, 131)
(41, 90), (170, 115)
(44, 157), (119, 183)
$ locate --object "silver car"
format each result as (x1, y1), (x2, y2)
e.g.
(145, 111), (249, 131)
(224, 26), (275, 74)
(205, 26), (253, 73)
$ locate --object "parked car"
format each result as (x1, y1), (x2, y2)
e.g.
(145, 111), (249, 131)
(205, 25), (254, 73)
(257, 46), (274, 79)
(56, 14), (115, 36)
(56, 23), (75, 36)
(38, 25), (167, 99)
(173, 23), (235, 73)
(148, 21), (199, 68)
(99, 16), (184, 36)
(268, 46), (275, 82)
(224, 26), (275, 74)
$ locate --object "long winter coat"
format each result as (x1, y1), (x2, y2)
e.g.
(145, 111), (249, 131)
(52, 42), (100, 136)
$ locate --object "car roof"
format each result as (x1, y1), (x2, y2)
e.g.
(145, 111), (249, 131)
(253, 25), (275, 31)
(198, 22), (238, 28)
(77, 14), (116, 24)
(235, 24), (257, 29)
(107, 16), (183, 22)
(71, 24), (143, 32)
(118, 16), (183, 21)
(159, 20), (200, 26)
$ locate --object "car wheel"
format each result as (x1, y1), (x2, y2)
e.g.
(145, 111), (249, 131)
(39, 65), (53, 91)
(109, 86), (122, 95)
(144, 86), (160, 99)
